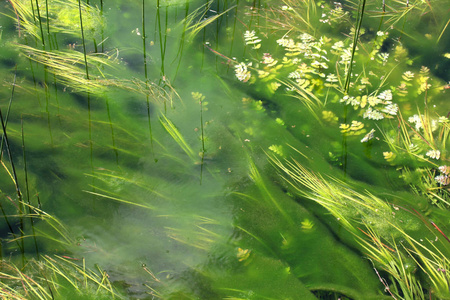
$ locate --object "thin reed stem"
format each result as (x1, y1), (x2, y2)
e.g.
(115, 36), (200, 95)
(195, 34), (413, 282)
(343, 0), (366, 94)
(35, 0), (46, 47)
(199, 97), (205, 184)
(0, 109), (22, 208)
(100, 0), (104, 52)
(21, 117), (40, 259)
(172, 0), (190, 81)
(29, 0), (36, 23)
(78, 0), (93, 177)
(0, 108), (25, 261)
(78, 0), (90, 80)
(200, 99), (205, 155)
(45, 0), (50, 36)
(142, 0), (155, 160)
(142, 0), (148, 80)
(0, 65), (17, 161)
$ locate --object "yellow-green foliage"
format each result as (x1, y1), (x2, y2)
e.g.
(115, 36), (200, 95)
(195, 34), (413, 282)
(233, 0), (450, 208)
(10, 0), (104, 41)
(0, 256), (122, 299)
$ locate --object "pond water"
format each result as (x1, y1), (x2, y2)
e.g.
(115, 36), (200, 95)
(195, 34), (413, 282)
(0, 0), (450, 299)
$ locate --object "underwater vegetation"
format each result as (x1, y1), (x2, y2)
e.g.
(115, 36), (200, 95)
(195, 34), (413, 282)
(0, 0), (449, 299)
(232, 0), (450, 298)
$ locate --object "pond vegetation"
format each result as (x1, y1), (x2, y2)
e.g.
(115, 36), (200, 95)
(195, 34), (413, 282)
(0, 0), (449, 298)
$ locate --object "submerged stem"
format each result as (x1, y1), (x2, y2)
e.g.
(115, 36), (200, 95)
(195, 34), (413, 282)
(78, 0), (90, 80)
(344, 0), (366, 94)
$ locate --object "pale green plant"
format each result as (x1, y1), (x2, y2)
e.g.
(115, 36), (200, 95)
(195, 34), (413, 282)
(233, 0), (449, 209)
(17, 44), (115, 94)
(165, 215), (224, 251)
(0, 255), (123, 299)
(271, 150), (450, 298)
(184, 2), (236, 40)
(359, 221), (450, 299)
(380, 108), (450, 208)
(269, 151), (400, 234)
(8, 0), (104, 42)
(160, 114), (197, 162)
(15, 43), (175, 101)
(357, 228), (425, 300)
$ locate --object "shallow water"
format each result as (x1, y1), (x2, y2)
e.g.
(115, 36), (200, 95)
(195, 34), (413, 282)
(1, 0), (450, 299)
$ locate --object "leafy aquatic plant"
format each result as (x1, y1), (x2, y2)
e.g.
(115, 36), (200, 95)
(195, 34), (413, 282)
(0, 255), (123, 299)
(232, 0), (449, 207)
(8, 0), (104, 44)
(226, 0), (450, 298)
(271, 150), (450, 298)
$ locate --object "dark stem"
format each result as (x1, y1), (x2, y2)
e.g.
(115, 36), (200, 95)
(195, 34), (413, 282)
(21, 117), (40, 259)
(343, 0), (366, 94)
(35, 0), (46, 47)
(78, 0), (90, 80)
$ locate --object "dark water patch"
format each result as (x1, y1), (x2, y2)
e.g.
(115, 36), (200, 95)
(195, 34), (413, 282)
(125, 96), (156, 117)
(170, 268), (219, 299)
(71, 92), (104, 110)
(312, 290), (354, 300)
(0, 57), (17, 69)
(120, 52), (148, 74)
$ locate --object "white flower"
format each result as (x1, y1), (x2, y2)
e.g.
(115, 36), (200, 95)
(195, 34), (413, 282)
(378, 52), (389, 64)
(277, 38), (295, 48)
(439, 165), (450, 175)
(361, 129), (376, 142)
(382, 103), (398, 115)
(288, 71), (301, 79)
(426, 149), (440, 160)
(299, 33), (314, 43)
(376, 31), (385, 36)
(435, 175), (450, 185)
(408, 114), (423, 130)
(363, 107), (384, 120)
(326, 74), (338, 83)
(368, 96), (382, 107)
(340, 96), (359, 107)
(331, 41), (345, 51)
(235, 62), (252, 82)
(262, 53), (277, 65)
(439, 116), (449, 123)
(408, 114), (439, 131)
(403, 71), (415, 80)
(377, 89), (393, 101)
(431, 119), (438, 131)
(244, 31), (261, 44)
(340, 48), (352, 64)
(311, 60), (328, 69)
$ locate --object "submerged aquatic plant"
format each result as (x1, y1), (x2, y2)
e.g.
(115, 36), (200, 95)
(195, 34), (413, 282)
(271, 150), (450, 298)
(381, 109), (450, 208)
(184, 2), (236, 40)
(0, 255), (123, 299)
(8, 0), (104, 43)
(232, 0), (450, 208)
(2, 0), (449, 298)
(224, 0), (450, 298)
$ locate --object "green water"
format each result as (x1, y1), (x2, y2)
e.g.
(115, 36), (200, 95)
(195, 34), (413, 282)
(0, 0), (450, 299)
